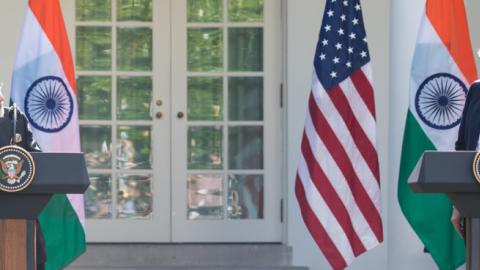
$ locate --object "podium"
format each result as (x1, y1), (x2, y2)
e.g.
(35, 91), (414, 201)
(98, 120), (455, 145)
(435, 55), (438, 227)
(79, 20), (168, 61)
(0, 152), (89, 270)
(409, 151), (480, 270)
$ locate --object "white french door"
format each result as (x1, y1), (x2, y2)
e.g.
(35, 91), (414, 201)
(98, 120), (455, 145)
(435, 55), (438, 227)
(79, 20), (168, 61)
(65, 0), (282, 243)
(171, 0), (283, 242)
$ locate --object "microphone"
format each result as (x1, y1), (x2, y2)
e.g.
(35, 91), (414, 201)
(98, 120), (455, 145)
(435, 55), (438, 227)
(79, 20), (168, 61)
(0, 82), (4, 118)
(11, 103), (17, 145)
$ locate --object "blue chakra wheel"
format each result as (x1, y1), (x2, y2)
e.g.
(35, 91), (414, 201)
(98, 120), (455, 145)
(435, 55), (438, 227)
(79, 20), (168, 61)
(25, 76), (74, 133)
(415, 73), (467, 130)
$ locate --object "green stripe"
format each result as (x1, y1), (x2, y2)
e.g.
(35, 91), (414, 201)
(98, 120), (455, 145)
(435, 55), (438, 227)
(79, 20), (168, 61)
(39, 194), (86, 270)
(398, 111), (465, 270)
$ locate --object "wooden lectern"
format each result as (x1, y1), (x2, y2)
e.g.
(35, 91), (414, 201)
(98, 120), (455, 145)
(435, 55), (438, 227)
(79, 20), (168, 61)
(0, 152), (89, 270)
(409, 151), (480, 270)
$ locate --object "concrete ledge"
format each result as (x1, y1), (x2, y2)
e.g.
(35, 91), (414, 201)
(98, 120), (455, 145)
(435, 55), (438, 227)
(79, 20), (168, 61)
(67, 267), (309, 270)
(68, 244), (296, 268)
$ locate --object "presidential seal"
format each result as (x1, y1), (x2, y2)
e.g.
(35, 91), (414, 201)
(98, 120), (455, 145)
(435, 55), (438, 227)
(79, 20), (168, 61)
(473, 151), (480, 185)
(0, 145), (35, 192)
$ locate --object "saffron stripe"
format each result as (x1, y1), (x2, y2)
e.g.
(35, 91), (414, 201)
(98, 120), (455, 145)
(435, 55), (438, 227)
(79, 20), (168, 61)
(29, 0), (77, 94)
(295, 175), (348, 270)
(301, 132), (367, 255)
(426, 0), (477, 84)
(308, 94), (383, 241)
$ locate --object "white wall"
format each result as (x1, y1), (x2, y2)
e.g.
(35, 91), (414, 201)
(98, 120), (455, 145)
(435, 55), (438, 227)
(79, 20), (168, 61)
(0, 0), (27, 100)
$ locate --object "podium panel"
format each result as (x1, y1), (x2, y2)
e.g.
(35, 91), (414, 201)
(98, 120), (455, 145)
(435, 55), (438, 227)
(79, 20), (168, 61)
(0, 220), (35, 270)
(0, 152), (90, 270)
(409, 150), (480, 270)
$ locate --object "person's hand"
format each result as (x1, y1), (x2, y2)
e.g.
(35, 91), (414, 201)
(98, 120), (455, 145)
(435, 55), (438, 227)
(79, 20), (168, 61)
(451, 207), (463, 235)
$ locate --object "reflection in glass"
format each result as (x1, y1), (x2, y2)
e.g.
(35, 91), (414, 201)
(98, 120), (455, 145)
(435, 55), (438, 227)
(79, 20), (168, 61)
(228, 28), (263, 71)
(76, 0), (111, 21)
(188, 28), (223, 72)
(117, 27), (152, 71)
(228, 0), (264, 22)
(85, 174), (112, 219)
(117, 76), (152, 120)
(77, 76), (112, 120)
(80, 126), (112, 169)
(229, 126), (263, 169)
(228, 174), (263, 219)
(188, 126), (223, 170)
(188, 77), (223, 121)
(228, 77), (263, 121)
(187, 0), (223, 22)
(117, 126), (152, 169)
(76, 26), (112, 71)
(117, 0), (152, 21)
(117, 174), (153, 219)
(188, 174), (223, 220)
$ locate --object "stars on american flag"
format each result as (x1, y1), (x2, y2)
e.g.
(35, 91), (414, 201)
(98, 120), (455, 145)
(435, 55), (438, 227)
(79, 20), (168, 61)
(314, 0), (370, 89)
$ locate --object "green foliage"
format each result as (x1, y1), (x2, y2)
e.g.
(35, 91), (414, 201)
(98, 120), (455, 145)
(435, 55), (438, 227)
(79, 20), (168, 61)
(228, 28), (263, 71)
(117, 27), (153, 71)
(76, 27), (112, 71)
(188, 28), (223, 72)
(188, 77), (223, 121)
(117, 0), (152, 21)
(77, 76), (112, 120)
(187, 0), (223, 22)
(228, 126), (263, 169)
(76, 0), (111, 21)
(228, 0), (263, 22)
(117, 76), (152, 120)
(228, 77), (263, 121)
(188, 126), (223, 169)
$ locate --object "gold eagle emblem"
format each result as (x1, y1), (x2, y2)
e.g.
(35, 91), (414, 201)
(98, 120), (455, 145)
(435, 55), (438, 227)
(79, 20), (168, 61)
(1, 159), (24, 185)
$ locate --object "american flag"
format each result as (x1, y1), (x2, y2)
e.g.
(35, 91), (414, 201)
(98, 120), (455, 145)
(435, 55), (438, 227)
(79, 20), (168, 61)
(295, 0), (383, 269)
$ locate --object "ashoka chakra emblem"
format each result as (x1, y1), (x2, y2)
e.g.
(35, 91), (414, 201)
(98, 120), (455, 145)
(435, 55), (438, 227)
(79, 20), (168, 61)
(415, 73), (467, 130)
(25, 76), (74, 133)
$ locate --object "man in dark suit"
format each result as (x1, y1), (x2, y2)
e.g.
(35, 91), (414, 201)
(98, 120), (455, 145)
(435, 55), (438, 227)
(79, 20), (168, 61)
(0, 89), (46, 269)
(453, 82), (480, 235)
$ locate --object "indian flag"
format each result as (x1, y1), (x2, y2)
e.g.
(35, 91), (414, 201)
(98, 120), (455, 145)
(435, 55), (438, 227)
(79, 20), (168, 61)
(10, 0), (85, 269)
(398, 0), (477, 269)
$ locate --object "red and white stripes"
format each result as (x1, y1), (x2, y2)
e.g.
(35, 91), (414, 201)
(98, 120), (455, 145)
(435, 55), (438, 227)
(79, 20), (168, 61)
(296, 64), (382, 270)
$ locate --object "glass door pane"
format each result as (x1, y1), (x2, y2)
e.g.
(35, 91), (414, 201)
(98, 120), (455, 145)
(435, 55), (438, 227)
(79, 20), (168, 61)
(171, 0), (282, 242)
(71, 0), (171, 242)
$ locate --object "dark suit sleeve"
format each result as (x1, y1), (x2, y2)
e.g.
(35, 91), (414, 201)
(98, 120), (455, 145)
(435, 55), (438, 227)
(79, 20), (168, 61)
(455, 82), (479, 150)
(21, 113), (41, 152)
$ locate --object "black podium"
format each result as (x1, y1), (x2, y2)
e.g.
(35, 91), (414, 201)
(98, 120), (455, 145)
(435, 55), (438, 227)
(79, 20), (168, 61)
(0, 152), (89, 270)
(409, 151), (480, 270)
